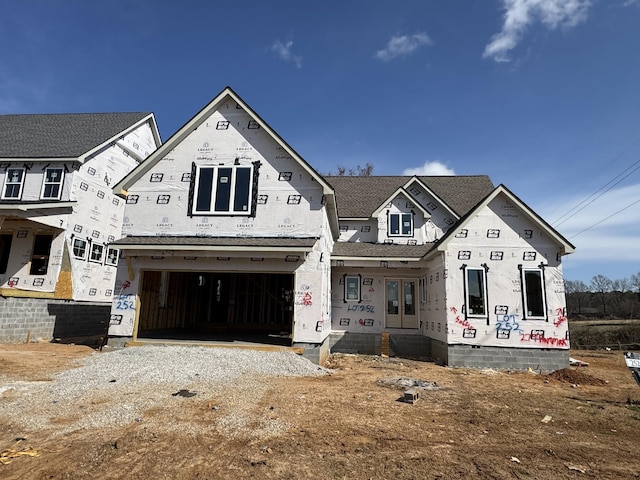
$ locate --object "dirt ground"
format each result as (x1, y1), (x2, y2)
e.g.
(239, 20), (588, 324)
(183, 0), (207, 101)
(1, 344), (640, 479)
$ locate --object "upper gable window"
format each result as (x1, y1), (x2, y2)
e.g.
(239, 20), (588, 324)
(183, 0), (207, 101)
(388, 213), (413, 236)
(2, 168), (26, 200)
(193, 166), (253, 215)
(41, 168), (64, 200)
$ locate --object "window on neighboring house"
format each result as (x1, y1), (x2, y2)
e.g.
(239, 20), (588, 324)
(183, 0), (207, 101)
(72, 238), (87, 259)
(29, 234), (53, 275)
(0, 234), (13, 274)
(522, 268), (546, 319)
(41, 168), (64, 199)
(465, 267), (487, 317)
(344, 275), (361, 302)
(193, 166), (253, 214)
(105, 247), (119, 266)
(89, 244), (104, 264)
(2, 168), (26, 199)
(388, 212), (412, 236)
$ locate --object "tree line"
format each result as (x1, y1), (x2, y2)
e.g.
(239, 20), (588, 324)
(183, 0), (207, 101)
(565, 274), (640, 319)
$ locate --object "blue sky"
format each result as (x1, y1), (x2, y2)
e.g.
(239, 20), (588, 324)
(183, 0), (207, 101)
(1, 0), (640, 284)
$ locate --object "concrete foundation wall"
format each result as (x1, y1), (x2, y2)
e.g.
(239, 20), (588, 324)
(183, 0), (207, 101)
(447, 344), (568, 372)
(294, 340), (331, 365)
(328, 332), (431, 358)
(0, 297), (110, 343)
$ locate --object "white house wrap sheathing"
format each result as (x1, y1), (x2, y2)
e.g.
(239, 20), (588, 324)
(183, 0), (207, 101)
(109, 96), (334, 345)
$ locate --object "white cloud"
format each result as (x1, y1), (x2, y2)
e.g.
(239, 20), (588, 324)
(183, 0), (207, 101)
(402, 161), (455, 176)
(483, 0), (592, 62)
(271, 40), (302, 68)
(375, 33), (432, 62)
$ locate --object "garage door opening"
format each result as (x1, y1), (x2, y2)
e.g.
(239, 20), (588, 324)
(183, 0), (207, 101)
(137, 271), (294, 344)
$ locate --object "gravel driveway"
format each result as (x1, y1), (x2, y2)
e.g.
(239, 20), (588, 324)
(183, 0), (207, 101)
(0, 346), (329, 438)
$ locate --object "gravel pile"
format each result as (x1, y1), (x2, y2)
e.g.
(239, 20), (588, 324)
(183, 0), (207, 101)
(0, 346), (329, 438)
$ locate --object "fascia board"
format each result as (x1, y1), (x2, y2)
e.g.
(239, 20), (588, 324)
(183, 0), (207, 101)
(0, 157), (78, 163)
(371, 187), (430, 217)
(331, 255), (423, 262)
(339, 217), (371, 221)
(404, 177), (459, 219)
(114, 244), (316, 253)
(0, 201), (76, 211)
(79, 113), (160, 165)
(422, 185), (576, 259)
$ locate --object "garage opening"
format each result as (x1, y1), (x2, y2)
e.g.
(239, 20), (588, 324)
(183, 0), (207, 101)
(137, 271), (294, 344)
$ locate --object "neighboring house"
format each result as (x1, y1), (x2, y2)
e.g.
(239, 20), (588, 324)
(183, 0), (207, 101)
(107, 86), (575, 370)
(0, 113), (161, 342)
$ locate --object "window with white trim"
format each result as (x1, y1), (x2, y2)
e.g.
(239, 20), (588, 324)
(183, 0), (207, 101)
(465, 267), (487, 317)
(2, 168), (26, 199)
(192, 166), (253, 214)
(89, 244), (104, 264)
(522, 268), (546, 319)
(41, 167), (64, 199)
(105, 247), (119, 266)
(344, 276), (361, 302)
(388, 212), (412, 236)
(72, 238), (87, 259)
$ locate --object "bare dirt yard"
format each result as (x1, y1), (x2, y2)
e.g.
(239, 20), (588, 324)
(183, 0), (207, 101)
(1, 343), (640, 479)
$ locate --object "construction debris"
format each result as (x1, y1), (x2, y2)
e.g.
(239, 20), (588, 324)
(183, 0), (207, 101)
(0, 439), (40, 465)
(624, 352), (640, 388)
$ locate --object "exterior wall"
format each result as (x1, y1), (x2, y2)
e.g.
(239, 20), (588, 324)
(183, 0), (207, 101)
(376, 193), (427, 244)
(338, 219), (377, 243)
(403, 179), (457, 241)
(330, 266), (425, 334)
(444, 193), (569, 356)
(0, 219), (65, 293)
(0, 161), (74, 203)
(0, 296), (110, 343)
(422, 254), (448, 342)
(121, 99), (326, 238)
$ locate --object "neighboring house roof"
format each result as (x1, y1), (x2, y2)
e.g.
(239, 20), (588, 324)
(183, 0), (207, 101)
(325, 175), (494, 218)
(112, 236), (318, 252)
(0, 112), (156, 159)
(332, 241), (434, 260)
(425, 184), (576, 258)
(113, 86), (340, 239)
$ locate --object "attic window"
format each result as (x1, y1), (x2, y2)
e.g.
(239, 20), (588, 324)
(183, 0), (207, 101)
(192, 165), (254, 215)
(388, 213), (412, 236)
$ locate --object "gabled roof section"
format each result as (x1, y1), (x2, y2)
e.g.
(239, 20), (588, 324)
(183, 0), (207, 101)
(0, 112), (158, 160)
(114, 86), (335, 196)
(325, 175), (494, 219)
(370, 186), (431, 217)
(426, 184), (576, 258)
(402, 177), (459, 219)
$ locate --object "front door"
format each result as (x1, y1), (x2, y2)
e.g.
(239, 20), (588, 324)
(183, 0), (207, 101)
(385, 279), (418, 329)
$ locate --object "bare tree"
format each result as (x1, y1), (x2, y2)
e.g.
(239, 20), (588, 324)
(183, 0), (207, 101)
(564, 279), (589, 315)
(330, 163), (374, 176)
(590, 274), (613, 316)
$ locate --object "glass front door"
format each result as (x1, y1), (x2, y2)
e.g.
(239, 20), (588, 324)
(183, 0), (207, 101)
(385, 279), (418, 329)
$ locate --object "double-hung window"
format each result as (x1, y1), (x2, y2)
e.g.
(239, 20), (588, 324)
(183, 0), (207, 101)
(193, 166), (253, 215)
(41, 168), (64, 200)
(522, 268), (546, 319)
(465, 267), (487, 317)
(2, 168), (26, 199)
(388, 212), (412, 236)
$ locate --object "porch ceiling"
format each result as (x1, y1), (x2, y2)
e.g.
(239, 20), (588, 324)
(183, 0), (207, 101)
(111, 235), (318, 253)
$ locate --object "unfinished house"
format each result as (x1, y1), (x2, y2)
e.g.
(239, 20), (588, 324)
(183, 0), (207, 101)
(108, 86), (574, 370)
(327, 177), (575, 370)
(0, 113), (161, 342)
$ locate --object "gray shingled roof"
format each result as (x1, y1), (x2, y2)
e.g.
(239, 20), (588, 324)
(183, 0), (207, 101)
(0, 112), (151, 158)
(332, 242), (435, 258)
(324, 175), (494, 218)
(111, 236), (318, 249)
